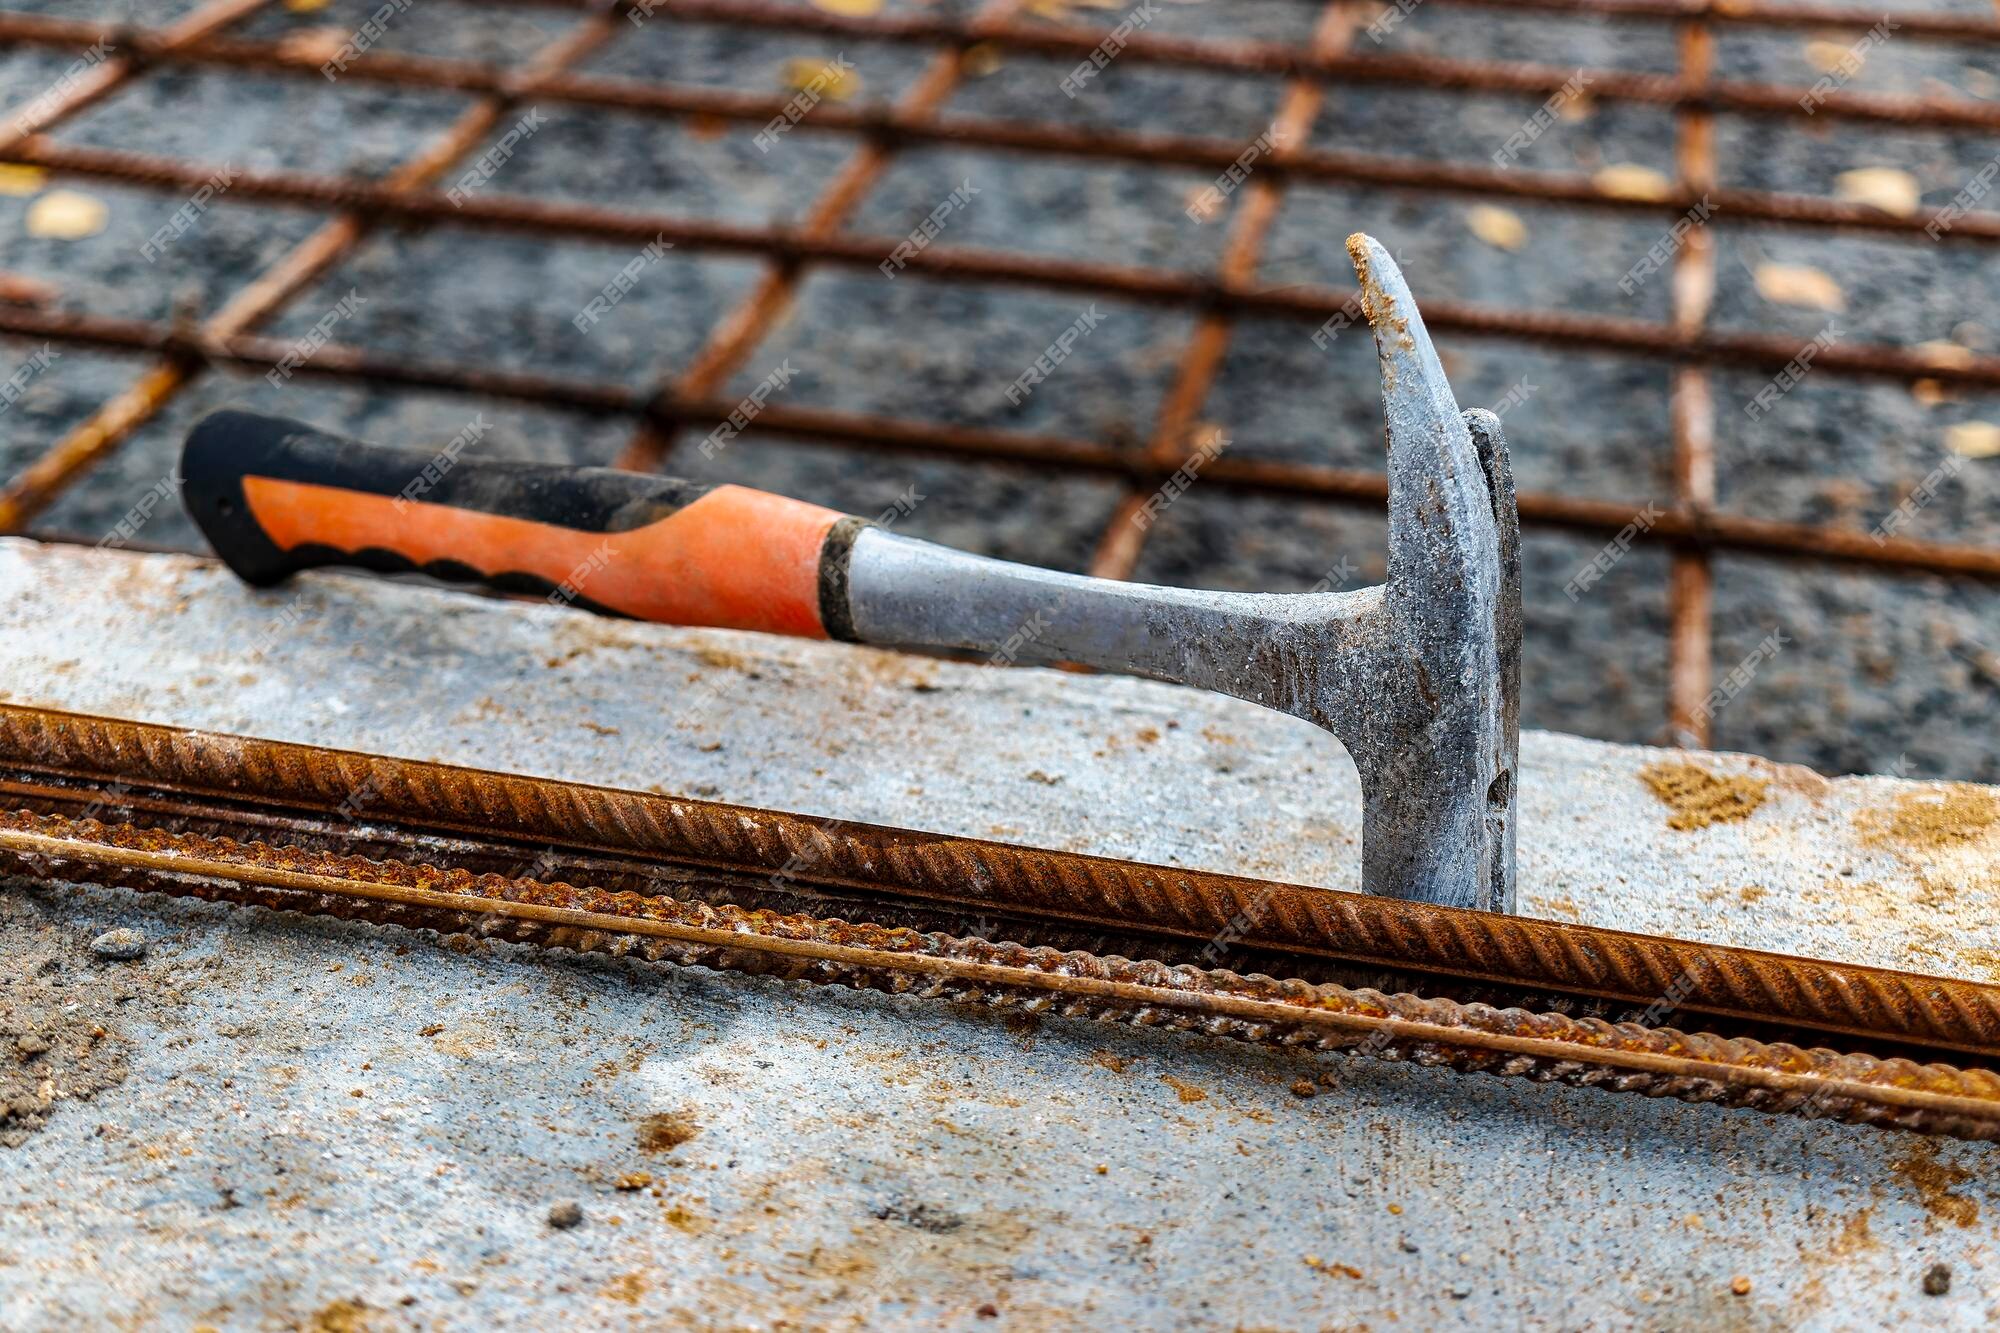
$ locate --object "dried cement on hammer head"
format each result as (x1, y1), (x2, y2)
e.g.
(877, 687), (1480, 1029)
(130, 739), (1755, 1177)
(1639, 762), (1770, 831)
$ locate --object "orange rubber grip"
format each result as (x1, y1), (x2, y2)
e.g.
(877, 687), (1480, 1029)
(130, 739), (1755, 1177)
(243, 477), (843, 637)
(182, 411), (866, 641)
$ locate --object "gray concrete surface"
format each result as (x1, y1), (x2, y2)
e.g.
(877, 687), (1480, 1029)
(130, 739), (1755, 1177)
(2, 541), (1999, 1329)
(0, 0), (1997, 782)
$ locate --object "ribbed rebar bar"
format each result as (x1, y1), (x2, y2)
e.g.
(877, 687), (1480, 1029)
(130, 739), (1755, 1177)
(5, 806), (2000, 1140)
(6, 703), (2000, 1062)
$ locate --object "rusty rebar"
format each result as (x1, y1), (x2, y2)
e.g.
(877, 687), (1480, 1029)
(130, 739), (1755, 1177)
(444, 1), (2000, 130)
(0, 16), (626, 534)
(3, 29), (1999, 241)
(5, 789), (2000, 1141)
(0, 302), (1993, 582)
(9, 137), (2000, 383)
(1665, 18), (1718, 749)
(501, 0), (2000, 42)
(7, 702), (2000, 1064)
(1400, 0), (2000, 40)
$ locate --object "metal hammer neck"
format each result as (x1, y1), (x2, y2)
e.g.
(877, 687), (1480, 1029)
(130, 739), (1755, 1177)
(841, 527), (1384, 724)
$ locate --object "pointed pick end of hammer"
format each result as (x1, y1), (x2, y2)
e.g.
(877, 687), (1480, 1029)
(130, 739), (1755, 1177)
(1344, 233), (1463, 445)
(1344, 232), (1494, 591)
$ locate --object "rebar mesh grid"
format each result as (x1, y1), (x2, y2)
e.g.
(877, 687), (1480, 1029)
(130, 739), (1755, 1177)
(0, 0), (1996, 771)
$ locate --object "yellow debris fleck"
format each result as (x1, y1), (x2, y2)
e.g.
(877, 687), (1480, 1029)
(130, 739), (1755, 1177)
(0, 163), (47, 197)
(1946, 421), (2000, 460)
(1639, 762), (1770, 832)
(1592, 163), (1672, 203)
(961, 43), (1004, 77)
(1834, 167), (1920, 218)
(1032, 0), (1133, 15)
(24, 189), (107, 241)
(782, 57), (861, 101)
(809, 0), (882, 15)
(1804, 39), (1854, 73)
(1861, 784), (2000, 850)
(1916, 340), (1975, 369)
(1752, 261), (1844, 312)
(1466, 204), (1526, 251)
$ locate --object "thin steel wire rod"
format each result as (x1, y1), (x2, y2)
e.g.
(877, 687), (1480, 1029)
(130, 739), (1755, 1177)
(501, 0), (2000, 42)
(1394, 0), (2000, 39)
(474, 0), (2000, 69)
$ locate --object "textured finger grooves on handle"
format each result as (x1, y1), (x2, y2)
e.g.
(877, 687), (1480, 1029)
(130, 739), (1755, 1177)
(181, 410), (846, 637)
(242, 477), (840, 635)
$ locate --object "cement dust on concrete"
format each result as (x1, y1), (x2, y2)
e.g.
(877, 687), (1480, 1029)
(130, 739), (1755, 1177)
(0, 888), (141, 1149)
(7, 543), (2000, 1324)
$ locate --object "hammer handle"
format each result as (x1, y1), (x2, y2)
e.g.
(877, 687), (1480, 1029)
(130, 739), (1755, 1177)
(182, 411), (867, 640)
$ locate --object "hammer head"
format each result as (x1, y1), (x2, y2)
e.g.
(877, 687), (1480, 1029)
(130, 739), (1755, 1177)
(831, 233), (1520, 911)
(1323, 233), (1521, 913)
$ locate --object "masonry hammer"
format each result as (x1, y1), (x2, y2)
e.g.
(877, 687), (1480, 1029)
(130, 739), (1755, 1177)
(181, 234), (1522, 913)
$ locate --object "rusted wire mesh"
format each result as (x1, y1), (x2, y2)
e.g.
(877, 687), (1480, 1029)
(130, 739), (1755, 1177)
(0, 0), (1996, 771)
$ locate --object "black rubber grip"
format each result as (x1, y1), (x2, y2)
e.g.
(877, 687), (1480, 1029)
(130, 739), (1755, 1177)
(181, 410), (712, 588)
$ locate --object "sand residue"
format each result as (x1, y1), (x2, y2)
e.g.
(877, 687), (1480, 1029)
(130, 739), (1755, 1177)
(1859, 784), (2000, 852)
(637, 1110), (700, 1153)
(1639, 763), (1769, 831)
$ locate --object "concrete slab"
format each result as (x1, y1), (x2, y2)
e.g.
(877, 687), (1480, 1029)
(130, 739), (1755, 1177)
(2, 539), (1998, 1329)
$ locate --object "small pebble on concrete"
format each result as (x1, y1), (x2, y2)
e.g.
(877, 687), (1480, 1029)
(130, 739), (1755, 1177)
(548, 1201), (584, 1230)
(89, 929), (146, 962)
(1923, 1263), (1951, 1296)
